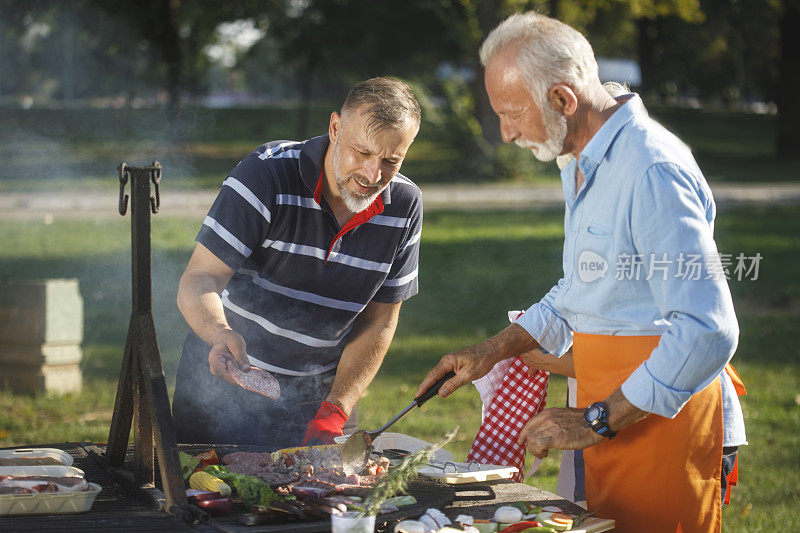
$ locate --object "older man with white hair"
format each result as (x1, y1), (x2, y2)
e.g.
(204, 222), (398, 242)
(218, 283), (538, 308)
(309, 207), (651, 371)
(417, 12), (739, 533)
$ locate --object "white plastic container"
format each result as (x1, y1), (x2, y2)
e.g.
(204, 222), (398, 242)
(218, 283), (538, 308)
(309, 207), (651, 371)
(0, 483), (101, 515)
(0, 448), (74, 467)
(0, 465), (85, 478)
(0, 463), (101, 515)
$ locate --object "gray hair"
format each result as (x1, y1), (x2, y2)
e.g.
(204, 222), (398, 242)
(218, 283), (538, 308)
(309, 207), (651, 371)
(479, 12), (598, 100)
(341, 77), (421, 134)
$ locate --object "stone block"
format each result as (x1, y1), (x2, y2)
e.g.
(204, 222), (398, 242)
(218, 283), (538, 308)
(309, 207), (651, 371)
(0, 362), (82, 395)
(0, 279), (83, 394)
(0, 279), (83, 346)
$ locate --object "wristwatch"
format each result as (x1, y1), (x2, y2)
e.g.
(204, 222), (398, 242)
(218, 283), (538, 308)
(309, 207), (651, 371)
(584, 401), (617, 438)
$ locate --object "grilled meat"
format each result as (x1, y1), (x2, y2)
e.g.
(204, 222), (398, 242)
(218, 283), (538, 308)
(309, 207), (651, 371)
(226, 360), (281, 399)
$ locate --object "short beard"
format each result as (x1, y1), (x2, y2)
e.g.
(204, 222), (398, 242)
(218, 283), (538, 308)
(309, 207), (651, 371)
(333, 140), (382, 213)
(515, 96), (568, 162)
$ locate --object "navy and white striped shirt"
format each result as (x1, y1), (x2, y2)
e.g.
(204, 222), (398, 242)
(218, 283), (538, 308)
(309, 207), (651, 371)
(196, 135), (422, 373)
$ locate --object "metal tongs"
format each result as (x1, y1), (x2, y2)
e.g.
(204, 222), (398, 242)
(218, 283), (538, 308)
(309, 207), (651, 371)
(340, 371), (455, 475)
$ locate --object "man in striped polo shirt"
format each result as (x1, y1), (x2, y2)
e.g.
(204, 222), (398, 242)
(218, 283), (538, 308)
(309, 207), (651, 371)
(173, 77), (422, 448)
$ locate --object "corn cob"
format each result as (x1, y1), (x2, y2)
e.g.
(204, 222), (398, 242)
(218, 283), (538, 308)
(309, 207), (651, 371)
(189, 471), (231, 497)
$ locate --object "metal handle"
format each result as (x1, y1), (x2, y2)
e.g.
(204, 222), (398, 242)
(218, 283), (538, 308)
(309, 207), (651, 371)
(414, 371), (456, 407)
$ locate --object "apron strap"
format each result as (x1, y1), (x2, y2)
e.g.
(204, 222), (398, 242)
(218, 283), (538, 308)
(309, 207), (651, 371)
(724, 363), (747, 396)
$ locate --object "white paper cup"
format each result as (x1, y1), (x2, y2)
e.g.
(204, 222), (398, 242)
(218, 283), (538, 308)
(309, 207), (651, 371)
(331, 510), (376, 533)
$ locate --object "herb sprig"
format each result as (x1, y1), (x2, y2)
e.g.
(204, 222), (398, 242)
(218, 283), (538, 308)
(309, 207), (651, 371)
(357, 427), (458, 517)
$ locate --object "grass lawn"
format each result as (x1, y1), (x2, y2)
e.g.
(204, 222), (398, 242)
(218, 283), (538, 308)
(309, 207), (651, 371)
(0, 105), (796, 191)
(0, 205), (798, 531)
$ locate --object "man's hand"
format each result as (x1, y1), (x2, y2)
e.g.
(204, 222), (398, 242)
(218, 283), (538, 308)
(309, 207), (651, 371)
(517, 407), (604, 459)
(208, 328), (250, 385)
(518, 388), (649, 458)
(303, 401), (348, 445)
(416, 324), (541, 400)
(415, 344), (499, 400)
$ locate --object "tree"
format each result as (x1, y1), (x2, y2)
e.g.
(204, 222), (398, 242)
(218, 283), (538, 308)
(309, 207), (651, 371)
(777, 0), (799, 159)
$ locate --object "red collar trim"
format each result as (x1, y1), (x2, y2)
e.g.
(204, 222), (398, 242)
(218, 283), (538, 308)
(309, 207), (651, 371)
(326, 196), (384, 262)
(313, 168), (325, 205)
(315, 169), (385, 262)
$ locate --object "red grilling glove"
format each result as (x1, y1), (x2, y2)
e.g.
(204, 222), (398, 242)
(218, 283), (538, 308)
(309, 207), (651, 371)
(302, 401), (347, 445)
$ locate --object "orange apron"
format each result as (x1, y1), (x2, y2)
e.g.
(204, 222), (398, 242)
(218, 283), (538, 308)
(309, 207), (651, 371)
(573, 332), (723, 533)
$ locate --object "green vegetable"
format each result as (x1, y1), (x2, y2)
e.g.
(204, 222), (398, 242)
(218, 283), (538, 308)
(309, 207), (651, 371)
(179, 451), (200, 481)
(508, 502), (542, 515)
(203, 464), (284, 509)
(386, 495), (417, 507)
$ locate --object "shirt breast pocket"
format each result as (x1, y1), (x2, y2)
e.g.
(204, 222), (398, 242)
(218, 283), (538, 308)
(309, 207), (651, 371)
(586, 224), (613, 237)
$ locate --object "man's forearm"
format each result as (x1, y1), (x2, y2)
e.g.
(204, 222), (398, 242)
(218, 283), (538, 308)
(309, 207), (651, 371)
(326, 304), (400, 416)
(605, 387), (649, 432)
(177, 271), (233, 346)
(484, 323), (542, 365)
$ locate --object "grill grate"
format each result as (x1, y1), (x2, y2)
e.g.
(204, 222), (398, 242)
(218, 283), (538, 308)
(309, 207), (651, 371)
(145, 444), (456, 532)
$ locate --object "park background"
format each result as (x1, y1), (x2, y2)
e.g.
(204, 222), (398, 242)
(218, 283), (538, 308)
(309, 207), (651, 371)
(0, 0), (798, 530)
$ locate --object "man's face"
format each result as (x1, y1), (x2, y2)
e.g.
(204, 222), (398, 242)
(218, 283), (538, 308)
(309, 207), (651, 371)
(329, 108), (417, 213)
(484, 48), (568, 162)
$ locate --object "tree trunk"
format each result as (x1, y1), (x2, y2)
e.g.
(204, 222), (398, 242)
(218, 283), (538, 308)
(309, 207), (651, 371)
(777, 0), (800, 159)
(158, 0), (183, 126)
(636, 17), (660, 97)
(549, 0), (560, 19)
(473, 0), (502, 146)
(296, 62), (315, 140)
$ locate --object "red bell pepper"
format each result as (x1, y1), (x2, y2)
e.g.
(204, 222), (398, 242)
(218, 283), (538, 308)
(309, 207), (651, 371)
(500, 521), (543, 532)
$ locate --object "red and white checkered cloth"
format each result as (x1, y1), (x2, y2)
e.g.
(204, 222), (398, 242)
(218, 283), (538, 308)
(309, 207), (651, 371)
(466, 356), (549, 482)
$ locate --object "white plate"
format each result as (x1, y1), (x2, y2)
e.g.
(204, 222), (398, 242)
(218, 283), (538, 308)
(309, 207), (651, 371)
(417, 462), (518, 484)
(0, 448), (74, 467)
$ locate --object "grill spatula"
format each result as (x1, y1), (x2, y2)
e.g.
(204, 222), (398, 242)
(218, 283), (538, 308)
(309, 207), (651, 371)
(340, 371), (455, 475)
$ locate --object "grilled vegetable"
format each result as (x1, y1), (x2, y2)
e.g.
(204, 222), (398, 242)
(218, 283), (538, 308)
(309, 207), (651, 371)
(499, 521), (547, 532)
(195, 497), (233, 516)
(179, 451), (201, 480)
(386, 495), (417, 507)
(189, 471), (231, 497)
(290, 485), (329, 502)
(186, 489), (222, 503)
(203, 464), (284, 509)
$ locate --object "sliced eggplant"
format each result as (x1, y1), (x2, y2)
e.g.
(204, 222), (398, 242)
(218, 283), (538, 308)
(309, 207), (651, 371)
(186, 489), (222, 503)
(195, 497), (234, 516)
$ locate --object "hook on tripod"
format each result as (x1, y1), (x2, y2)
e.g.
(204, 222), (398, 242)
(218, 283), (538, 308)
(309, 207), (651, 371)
(118, 163), (129, 216)
(150, 161), (162, 214)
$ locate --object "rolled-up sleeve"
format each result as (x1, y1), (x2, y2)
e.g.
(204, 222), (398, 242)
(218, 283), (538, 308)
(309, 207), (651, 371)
(622, 163), (739, 418)
(515, 277), (574, 357)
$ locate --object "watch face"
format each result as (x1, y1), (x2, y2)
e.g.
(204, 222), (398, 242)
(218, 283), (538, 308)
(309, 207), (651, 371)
(585, 404), (601, 422)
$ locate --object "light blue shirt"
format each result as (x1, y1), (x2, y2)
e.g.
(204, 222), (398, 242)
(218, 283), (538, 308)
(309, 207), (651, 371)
(516, 94), (740, 421)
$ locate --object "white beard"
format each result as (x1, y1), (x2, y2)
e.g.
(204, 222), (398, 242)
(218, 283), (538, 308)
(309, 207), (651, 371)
(332, 141), (383, 213)
(515, 102), (568, 162)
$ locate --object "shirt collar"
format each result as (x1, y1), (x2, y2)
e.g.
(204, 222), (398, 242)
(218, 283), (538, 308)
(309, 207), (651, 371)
(578, 93), (642, 178)
(298, 134), (392, 206)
